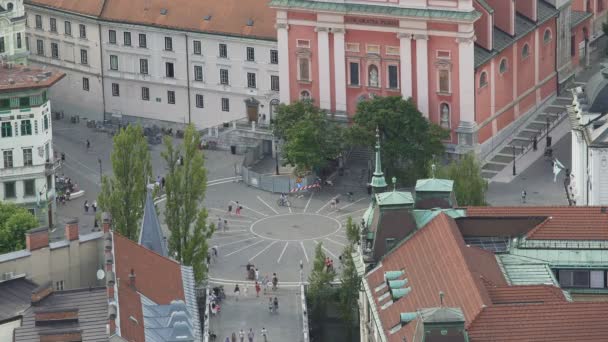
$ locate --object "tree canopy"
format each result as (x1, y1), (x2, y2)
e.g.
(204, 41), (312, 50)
(0, 202), (39, 253)
(348, 96), (448, 184)
(98, 124), (152, 240)
(274, 101), (343, 173)
(434, 153), (487, 206)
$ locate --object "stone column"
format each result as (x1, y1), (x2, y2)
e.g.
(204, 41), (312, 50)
(456, 36), (477, 147)
(316, 27), (331, 110)
(333, 28), (347, 114)
(277, 23), (291, 104)
(398, 33), (413, 100)
(414, 34), (429, 118)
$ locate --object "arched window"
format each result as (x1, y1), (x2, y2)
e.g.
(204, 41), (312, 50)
(499, 58), (508, 74)
(300, 90), (311, 101)
(522, 43), (530, 59)
(7, 3), (13, 10)
(440, 103), (450, 129)
(543, 29), (552, 44)
(368, 64), (379, 87)
(479, 71), (488, 88)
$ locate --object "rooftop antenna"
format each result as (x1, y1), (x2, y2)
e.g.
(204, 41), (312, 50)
(439, 291), (445, 307)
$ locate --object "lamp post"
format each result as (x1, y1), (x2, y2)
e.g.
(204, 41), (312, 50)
(98, 158), (102, 184)
(546, 117), (551, 147)
(274, 139), (279, 176)
(512, 145), (517, 176)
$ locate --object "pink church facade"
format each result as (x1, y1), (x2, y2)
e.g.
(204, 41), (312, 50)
(270, 0), (593, 155)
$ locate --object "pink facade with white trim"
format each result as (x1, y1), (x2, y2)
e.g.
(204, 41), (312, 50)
(271, 0), (594, 154)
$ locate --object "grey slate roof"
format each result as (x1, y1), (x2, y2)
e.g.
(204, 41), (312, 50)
(139, 190), (168, 257)
(0, 276), (37, 322)
(571, 10), (592, 29)
(474, 0), (559, 68)
(14, 287), (109, 342)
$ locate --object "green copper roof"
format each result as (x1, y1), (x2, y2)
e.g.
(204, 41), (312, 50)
(415, 178), (454, 193)
(497, 254), (558, 286)
(269, 0), (481, 21)
(391, 287), (411, 299)
(388, 279), (408, 289)
(385, 270), (404, 281)
(510, 246), (608, 268)
(375, 191), (414, 207)
(411, 209), (465, 229)
(362, 203), (374, 228)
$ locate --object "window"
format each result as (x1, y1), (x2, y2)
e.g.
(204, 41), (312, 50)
(64, 21), (71, 36)
(139, 59), (148, 74)
(270, 49), (278, 64)
(51, 42), (59, 59)
(20, 120), (32, 136)
(43, 115), (49, 130)
(50, 18), (57, 32)
(167, 91), (175, 104)
(437, 69), (450, 93)
(196, 94), (204, 108)
(440, 103), (450, 129)
(194, 65), (203, 81)
(16, 33), (21, 49)
(499, 58), (508, 74)
(571, 34), (576, 57)
(55, 281), (64, 291)
(221, 98), (230, 112)
(559, 270), (590, 288)
(4, 182), (15, 198)
(193, 40), (202, 55)
(246, 47), (255, 61)
(298, 57), (310, 81)
(139, 34), (147, 48)
(6, 2), (12, 11)
(300, 90), (311, 101)
(271, 75), (279, 91)
(36, 39), (44, 56)
(109, 30), (117, 44)
(3, 151), (13, 168)
(0, 38), (5, 53)
(220, 69), (229, 85)
(521, 43), (530, 59)
(110, 55), (118, 70)
(543, 29), (552, 44)
(165, 62), (175, 78)
(385, 238), (396, 252)
(80, 49), (88, 65)
(22, 149), (34, 166)
(124, 32), (131, 46)
(1, 122), (11, 137)
(82, 77), (89, 91)
(247, 72), (256, 88)
(349, 62), (360, 86)
(368, 64), (379, 87)
(79, 24), (86, 38)
(479, 71), (488, 88)
(388, 65), (399, 89)
(25, 37), (29, 51)
(47, 175), (53, 190)
(165, 37), (173, 51)
(24, 179), (35, 196)
(141, 87), (150, 101)
(112, 83), (119, 96)
(219, 43), (227, 58)
(35, 15), (42, 29)
(591, 271), (605, 288)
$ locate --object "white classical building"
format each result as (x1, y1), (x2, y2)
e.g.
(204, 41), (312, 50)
(0, 0), (28, 64)
(0, 64), (64, 225)
(24, 0), (280, 129)
(569, 68), (608, 205)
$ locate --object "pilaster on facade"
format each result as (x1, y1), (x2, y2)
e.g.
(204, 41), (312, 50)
(398, 32), (413, 100)
(277, 22), (291, 105)
(333, 28), (347, 114)
(316, 26), (331, 110)
(414, 34), (429, 118)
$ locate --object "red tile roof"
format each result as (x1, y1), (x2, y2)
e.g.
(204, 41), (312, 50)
(487, 285), (566, 305)
(468, 302), (608, 341)
(463, 245), (507, 287)
(465, 206), (608, 240)
(26, 0), (106, 16)
(113, 233), (185, 342)
(366, 213), (492, 342)
(0, 64), (65, 92)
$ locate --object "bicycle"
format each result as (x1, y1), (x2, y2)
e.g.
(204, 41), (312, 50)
(277, 197), (291, 207)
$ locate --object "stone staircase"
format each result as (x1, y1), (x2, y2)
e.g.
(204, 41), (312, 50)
(480, 95), (573, 180)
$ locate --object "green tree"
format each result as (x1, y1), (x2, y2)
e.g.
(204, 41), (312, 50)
(338, 244), (361, 341)
(345, 216), (360, 245)
(434, 153), (488, 206)
(307, 242), (335, 336)
(348, 96), (448, 184)
(162, 125), (214, 283)
(0, 202), (39, 253)
(274, 101), (343, 173)
(98, 125), (152, 240)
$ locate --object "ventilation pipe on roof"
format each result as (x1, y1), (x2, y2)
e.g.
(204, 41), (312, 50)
(108, 304), (117, 320)
(129, 269), (136, 288)
(400, 312), (417, 323)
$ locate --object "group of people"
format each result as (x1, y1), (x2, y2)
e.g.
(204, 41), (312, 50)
(55, 175), (78, 205)
(156, 175), (166, 191)
(83, 200), (97, 213)
(224, 327), (268, 342)
(227, 201), (242, 216)
(325, 257), (335, 272)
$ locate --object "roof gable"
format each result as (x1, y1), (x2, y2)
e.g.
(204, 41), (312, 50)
(139, 190), (168, 257)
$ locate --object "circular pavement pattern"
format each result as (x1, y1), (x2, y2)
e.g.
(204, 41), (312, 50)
(250, 213), (341, 241)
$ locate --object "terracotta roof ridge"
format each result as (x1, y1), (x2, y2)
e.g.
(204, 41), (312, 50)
(524, 216), (552, 239)
(113, 231), (180, 265)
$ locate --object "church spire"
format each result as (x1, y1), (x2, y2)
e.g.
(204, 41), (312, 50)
(371, 127), (387, 194)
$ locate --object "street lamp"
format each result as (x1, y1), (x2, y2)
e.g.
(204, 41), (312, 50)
(512, 145), (517, 176)
(274, 139), (279, 176)
(98, 158), (102, 184)
(546, 117), (552, 147)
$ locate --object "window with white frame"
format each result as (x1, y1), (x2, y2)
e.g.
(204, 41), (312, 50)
(167, 90), (175, 104)
(298, 57), (310, 81)
(221, 98), (230, 112)
(140, 59), (148, 74)
(300, 90), (311, 101)
(51, 42), (59, 59)
(124, 32), (131, 46)
(219, 43), (227, 58)
(247, 72), (256, 88)
(109, 30), (117, 44)
(349, 62), (360, 86)
(193, 40), (202, 55)
(36, 39), (44, 56)
(438, 68), (451, 93)
(388, 65), (398, 89)
(165, 37), (173, 51)
(196, 94), (204, 108)
(165, 62), (174, 78)
(50, 18), (57, 32)
(194, 65), (203, 81)
(440, 103), (450, 129)
(64, 21), (71, 36)
(16, 33), (21, 49)
(111, 83), (119, 96)
(110, 55), (118, 70)
(35, 15), (42, 29)
(270, 49), (278, 64)
(80, 49), (88, 65)
(141, 87), (149, 101)
(220, 69), (229, 85)
(246, 47), (255, 61)
(82, 77), (89, 91)
(479, 71), (488, 88)
(271, 75), (279, 91)
(139, 33), (147, 48)
(79, 24), (86, 38)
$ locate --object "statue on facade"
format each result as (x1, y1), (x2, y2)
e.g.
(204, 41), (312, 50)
(369, 66), (379, 87)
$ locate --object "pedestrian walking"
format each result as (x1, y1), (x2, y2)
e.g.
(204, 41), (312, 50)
(239, 329), (245, 342)
(86, 139), (90, 151)
(217, 217), (224, 232)
(521, 190), (527, 204)
(255, 281), (261, 297)
(234, 284), (240, 301)
(92, 200), (97, 212)
(231, 332), (237, 342)
(206, 252), (211, 265)
(272, 273), (278, 290)
(235, 201), (241, 216)
(247, 328), (254, 342)
(228, 203), (233, 216)
(255, 267), (259, 282)
(261, 327), (268, 342)
(224, 220), (228, 231)
(161, 176), (166, 189)
(533, 135), (538, 151)
(84, 200), (89, 213)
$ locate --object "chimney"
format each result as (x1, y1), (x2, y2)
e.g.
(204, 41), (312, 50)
(102, 212), (112, 233)
(26, 227), (49, 251)
(129, 268), (136, 288)
(31, 281), (54, 305)
(64, 218), (79, 241)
